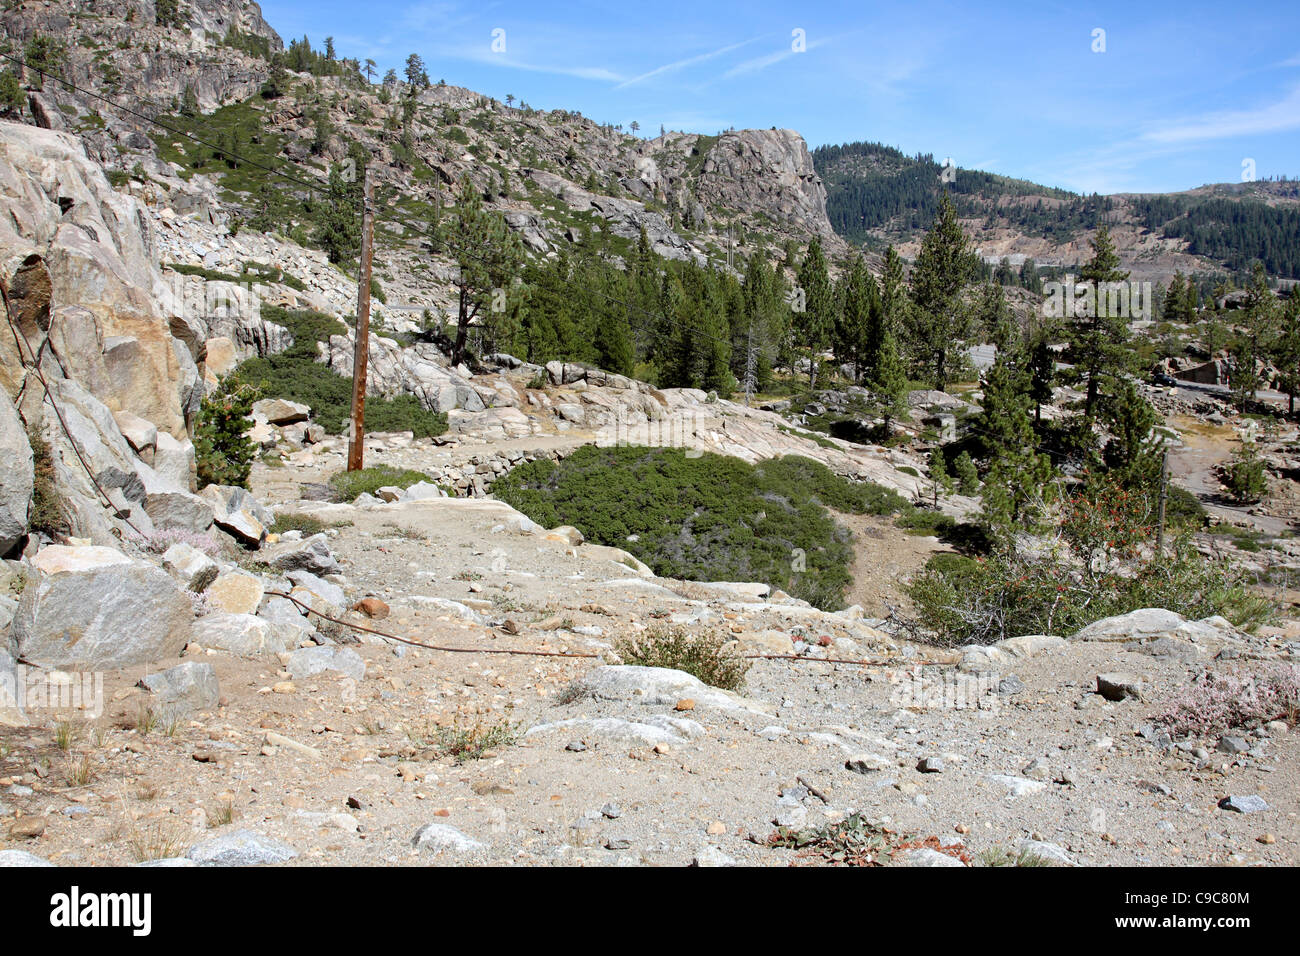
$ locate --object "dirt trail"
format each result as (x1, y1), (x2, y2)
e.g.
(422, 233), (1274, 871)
(1166, 415), (1292, 535)
(840, 513), (948, 618)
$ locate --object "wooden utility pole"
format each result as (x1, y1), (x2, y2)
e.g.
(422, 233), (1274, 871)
(1155, 448), (1169, 555)
(347, 166), (376, 472)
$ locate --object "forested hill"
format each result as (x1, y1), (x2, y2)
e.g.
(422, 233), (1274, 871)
(813, 141), (1106, 244)
(814, 140), (1300, 281)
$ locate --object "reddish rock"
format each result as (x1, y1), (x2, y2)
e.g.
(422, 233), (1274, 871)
(352, 597), (391, 620)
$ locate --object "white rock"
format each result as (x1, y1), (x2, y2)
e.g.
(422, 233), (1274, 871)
(411, 823), (483, 854)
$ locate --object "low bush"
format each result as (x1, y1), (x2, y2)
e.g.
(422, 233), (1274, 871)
(897, 509), (993, 552)
(495, 447), (906, 609)
(268, 513), (326, 536)
(328, 465), (433, 502)
(231, 306), (447, 438)
(907, 480), (1275, 646)
(1165, 486), (1209, 529)
(614, 626), (750, 691)
(767, 812), (972, 867)
(420, 715), (520, 763)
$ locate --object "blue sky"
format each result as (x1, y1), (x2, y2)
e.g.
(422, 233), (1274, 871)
(258, 0), (1300, 195)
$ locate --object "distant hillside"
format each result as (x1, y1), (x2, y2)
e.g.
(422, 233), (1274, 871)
(814, 140), (1300, 282)
(0, 0), (842, 321)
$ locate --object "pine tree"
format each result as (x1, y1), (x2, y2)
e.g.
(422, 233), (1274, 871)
(1230, 263), (1279, 413)
(879, 244), (908, 342)
(180, 83), (199, 117)
(1270, 292), (1300, 413)
(860, 269), (888, 383)
(405, 53), (427, 90)
(314, 163), (360, 264)
(977, 338), (1054, 532)
(155, 0), (182, 28)
(952, 451), (980, 494)
(742, 251), (788, 389)
(0, 71), (23, 118)
(439, 174), (523, 366)
(976, 281), (1015, 351)
(1101, 381), (1163, 492)
(1180, 277), (1199, 321)
(906, 193), (978, 389)
(870, 327), (908, 425)
(195, 379), (259, 489)
(261, 63), (288, 99)
(795, 239), (834, 387)
(659, 270), (694, 388)
(1070, 223), (1130, 421)
(1028, 330), (1056, 424)
(1163, 272), (1187, 322)
(835, 256), (874, 382)
(928, 446), (953, 496)
(1020, 258), (1041, 294)
(593, 304), (634, 376)
(311, 111), (332, 155)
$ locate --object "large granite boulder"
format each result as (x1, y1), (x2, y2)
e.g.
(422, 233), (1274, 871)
(10, 545), (193, 669)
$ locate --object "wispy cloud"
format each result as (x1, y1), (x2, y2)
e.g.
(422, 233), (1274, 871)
(615, 37), (760, 89)
(399, 1), (463, 32)
(435, 43), (624, 82)
(722, 36), (830, 79)
(1142, 84), (1300, 143)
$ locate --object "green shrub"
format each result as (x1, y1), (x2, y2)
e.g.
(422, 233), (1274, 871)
(907, 481), (1274, 645)
(268, 513), (327, 536)
(231, 306), (446, 438)
(195, 379), (259, 489)
(414, 715), (519, 763)
(328, 465), (433, 502)
(896, 510), (992, 552)
(1165, 486), (1208, 529)
(494, 447), (893, 609)
(613, 626), (750, 691)
(1223, 443), (1267, 504)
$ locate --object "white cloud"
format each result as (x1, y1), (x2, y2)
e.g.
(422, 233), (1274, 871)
(399, 2), (462, 32)
(1143, 84), (1300, 143)
(615, 38), (759, 89)
(722, 37), (829, 79)
(433, 43), (625, 82)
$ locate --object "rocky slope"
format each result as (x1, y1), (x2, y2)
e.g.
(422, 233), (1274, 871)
(1, 0), (281, 116)
(0, 0), (841, 310)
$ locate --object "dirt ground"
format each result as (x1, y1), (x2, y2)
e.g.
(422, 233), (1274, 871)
(3, 460), (1297, 867)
